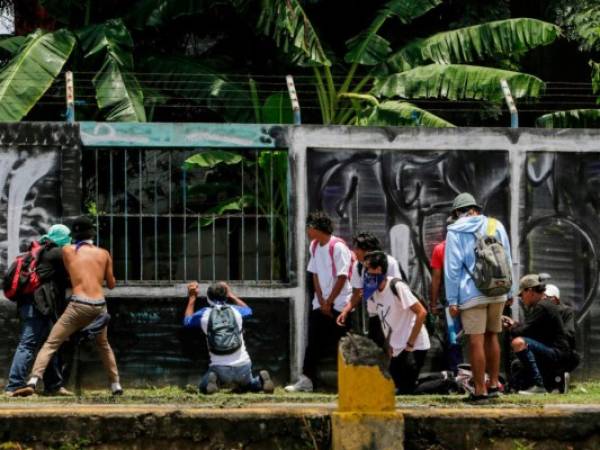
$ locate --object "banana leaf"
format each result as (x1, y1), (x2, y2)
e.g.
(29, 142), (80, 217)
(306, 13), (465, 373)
(137, 54), (253, 122)
(258, 0), (330, 66)
(386, 18), (560, 73)
(199, 195), (253, 226)
(345, 0), (441, 65)
(78, 19), (146, 122)
(361, 100), (455, 127)
(592, 61), (600, 99)
(374, 64), (544, 102)
(0, 36), (26, 55)
(261, 92), (293, 124)
(536, 109), (600, 128)
(0, 29), (76, 121)
(183, 150), (242, 169)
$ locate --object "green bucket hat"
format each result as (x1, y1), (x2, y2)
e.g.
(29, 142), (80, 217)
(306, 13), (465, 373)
(451, 193), (481, 212)
(40, 224), (72, 247)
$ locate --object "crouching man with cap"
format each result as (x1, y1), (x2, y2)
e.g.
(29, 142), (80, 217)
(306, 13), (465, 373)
(502, 274), (572, 394)
(14, 216), (123, 397)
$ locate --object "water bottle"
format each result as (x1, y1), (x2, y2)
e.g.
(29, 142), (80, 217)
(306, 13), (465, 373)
(445, 307), (463, 345)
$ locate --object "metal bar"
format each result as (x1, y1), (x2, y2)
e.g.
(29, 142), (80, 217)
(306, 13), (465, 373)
(197, 216), (201, 280)
(109, 151), (114, 257)
(255, 154), (259, 281)
(124, 151), (128, 282)
(154, 152), (158, 281)
(286, 75), (301, 125)
(168, 152), (172, 282)
(212, 215), (216, 281)
(270, 151), (274, 283)
(226, 216), (230, 280)
(95, 149), (99, 245)
(241, 159), (245, 281)
(183, 166), (187, 280)
(500, 79), (519, 128)
(65, 71), (75, 123)
(139, 149), (143, 280)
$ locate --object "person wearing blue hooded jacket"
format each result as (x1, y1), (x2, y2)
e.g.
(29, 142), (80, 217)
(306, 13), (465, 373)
(444, 193), (513, 402)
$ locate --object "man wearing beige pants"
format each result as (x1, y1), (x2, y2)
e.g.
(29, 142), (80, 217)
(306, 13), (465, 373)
(15, 216), (122, 396)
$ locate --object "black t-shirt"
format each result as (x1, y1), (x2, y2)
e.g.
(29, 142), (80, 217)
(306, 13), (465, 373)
(511, 299), (570, 356)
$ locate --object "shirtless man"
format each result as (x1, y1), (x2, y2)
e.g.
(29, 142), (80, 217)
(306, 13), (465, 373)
(15, 216), (122, 396)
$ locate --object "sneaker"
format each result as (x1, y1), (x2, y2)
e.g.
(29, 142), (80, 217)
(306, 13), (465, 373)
(259, 370), (274, 394)
(45, 387), (74, 397)
(463, 393), (489, 404)
(205, 372), (219, 395)
(12, 385), (35, 397)
(111, 382), (124, 396)
(557, 372), (570, 394)
(518, 385), (547, 395)
(487, 387), (501, 398)
(284, 375), (313, 393)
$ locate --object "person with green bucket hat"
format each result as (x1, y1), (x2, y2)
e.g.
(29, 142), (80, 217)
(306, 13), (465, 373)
(444, 192), (513, 403)
(5, 224), (73, 397)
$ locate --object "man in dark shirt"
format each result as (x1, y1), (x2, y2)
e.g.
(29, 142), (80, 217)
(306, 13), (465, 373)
(5, 224), (72, 397)
(502, 274), (571, 395)
(545, 284), (576, 351)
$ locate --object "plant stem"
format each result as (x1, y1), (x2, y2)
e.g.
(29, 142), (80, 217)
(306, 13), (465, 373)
(339, 63), (358, 98)
(324, 66), (337, 122)
(334, 74), (373, 124)
(84, 0), (92, 26)
(248, 78), (261, 123)
(313, 67), (330, 124)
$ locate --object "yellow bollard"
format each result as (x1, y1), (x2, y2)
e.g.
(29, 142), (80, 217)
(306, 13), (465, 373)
(332, 334), (404, 450)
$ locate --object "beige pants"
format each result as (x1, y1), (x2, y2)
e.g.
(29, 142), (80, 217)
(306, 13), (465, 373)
(31, 301), (119, 384)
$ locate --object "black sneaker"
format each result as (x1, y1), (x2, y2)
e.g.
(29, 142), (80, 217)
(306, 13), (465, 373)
(487, 387), (501, 398)
(464, 393), (489, 404)
(259, 370), (274, 394)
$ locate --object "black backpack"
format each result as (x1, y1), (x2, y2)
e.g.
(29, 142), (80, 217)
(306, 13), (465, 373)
(206, 305), (242, 355)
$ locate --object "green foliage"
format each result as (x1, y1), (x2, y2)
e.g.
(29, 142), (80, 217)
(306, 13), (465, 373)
(183, 150), (243, 169)
(0, 29), (76, 121)
(375, 64), (544, 102)
(261, 92), (294, 124)
(78, 19), (146, 121)
(559, 2), (600, 52)
(258, 0), (331, 66)
(127, 0), (209, 29)
(344, 0), (442, 66)
(361, 100), (455, 127)
(385, 18), (561, 73)
(536, 109), (600, 128)
(0, 36), (26, 55)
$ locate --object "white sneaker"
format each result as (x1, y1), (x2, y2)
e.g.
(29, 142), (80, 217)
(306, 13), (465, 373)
(518, 385), (547, 395)
(284, 375), (313, 392)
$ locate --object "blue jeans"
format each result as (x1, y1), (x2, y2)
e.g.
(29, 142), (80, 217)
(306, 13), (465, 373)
(516, 337), (559, 387)
(199, 363), (262, 393)
(6, 302), (62, 392)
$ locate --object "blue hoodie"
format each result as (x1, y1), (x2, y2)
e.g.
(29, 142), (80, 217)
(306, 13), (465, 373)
(444, 215), (513, 309)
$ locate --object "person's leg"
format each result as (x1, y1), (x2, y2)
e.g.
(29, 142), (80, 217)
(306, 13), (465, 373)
(484, 303), (504, 389)
(198, 367), (218, 394)
(448, 344), (464, 374)
(388, 354), (403, 392)
(38, 312), (63, 393)
(94, 326), (120, 384)
(511, 337), (544, 388)
(233, 363), (263, 393)
(302, 309), (324, 382)
(30, 303), (97, 381)
(461, 305), (487, 396)
(6, 303), (37, 391)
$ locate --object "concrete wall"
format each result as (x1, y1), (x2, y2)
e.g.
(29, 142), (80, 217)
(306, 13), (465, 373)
(2, 123), (600, 388)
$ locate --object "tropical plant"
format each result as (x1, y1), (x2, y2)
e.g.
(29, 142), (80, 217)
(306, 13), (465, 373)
(253, 0), (561, 126)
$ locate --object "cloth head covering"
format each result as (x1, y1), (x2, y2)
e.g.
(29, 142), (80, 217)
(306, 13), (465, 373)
(40, 224), (71, 247)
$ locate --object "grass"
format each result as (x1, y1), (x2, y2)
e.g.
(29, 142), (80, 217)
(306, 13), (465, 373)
(2, 382), (600, 408)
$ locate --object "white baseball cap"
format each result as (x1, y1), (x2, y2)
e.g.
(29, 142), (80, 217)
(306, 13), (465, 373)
(545, 284), (560, 300)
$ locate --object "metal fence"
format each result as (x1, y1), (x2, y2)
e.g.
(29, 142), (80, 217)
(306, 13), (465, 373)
(83, 147), (289, 284)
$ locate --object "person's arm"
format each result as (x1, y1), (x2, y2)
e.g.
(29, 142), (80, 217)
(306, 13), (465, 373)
(405, 301), (428, 352)
(444, 231), (463, 317)
(324, 242), (351, 312)
(430, 268), (442, 312)
(336, 287), (361, 326)
(313, 273), (325, 306)
(510, 305), (545, 337)
(183, 282), (206, 328)
(225, 283), (253, 317)
(104, 251), (116, 289)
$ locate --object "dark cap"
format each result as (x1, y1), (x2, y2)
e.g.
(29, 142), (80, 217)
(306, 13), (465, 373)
(519, 274), (545, 294)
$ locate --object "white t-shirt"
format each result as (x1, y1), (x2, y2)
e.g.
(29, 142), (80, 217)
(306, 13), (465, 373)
(307, 238), (353, 312)
(367, 277), (430, 357)
(350, 254), (401, 289)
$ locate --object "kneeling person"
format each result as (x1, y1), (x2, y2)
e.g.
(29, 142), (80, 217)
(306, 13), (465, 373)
(364, 251), (430, 394)
(183, 282), (274, 394)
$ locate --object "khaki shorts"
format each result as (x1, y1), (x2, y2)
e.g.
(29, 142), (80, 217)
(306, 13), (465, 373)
(461, 302), (505, 335)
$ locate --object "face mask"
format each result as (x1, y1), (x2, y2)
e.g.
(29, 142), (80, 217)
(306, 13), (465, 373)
(363, 273), (386, 301)
(457, 210), (470, 219)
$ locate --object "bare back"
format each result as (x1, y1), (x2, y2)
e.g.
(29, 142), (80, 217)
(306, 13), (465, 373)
(63, 244), (116, 299)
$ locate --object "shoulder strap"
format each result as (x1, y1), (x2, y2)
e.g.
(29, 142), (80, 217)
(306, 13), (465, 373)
(389, 277), (403, 299)
(310, 239), (318, 257)
(328, 236), (340, 279)
(486, 218), (497, 237)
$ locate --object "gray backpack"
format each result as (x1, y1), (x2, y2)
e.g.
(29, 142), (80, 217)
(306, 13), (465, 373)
(207, 305), (242, 355)
(465, 218), (512, 297)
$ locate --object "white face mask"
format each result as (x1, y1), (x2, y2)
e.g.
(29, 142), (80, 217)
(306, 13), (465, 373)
(457, 210), (470, 219)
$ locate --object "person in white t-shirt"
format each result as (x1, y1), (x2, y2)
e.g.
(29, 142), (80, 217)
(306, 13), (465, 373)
(183, 281), (274, 394)
(336, 232), (401, 328)
(363, 251), (430, 394)
(285, 211), (353, 392)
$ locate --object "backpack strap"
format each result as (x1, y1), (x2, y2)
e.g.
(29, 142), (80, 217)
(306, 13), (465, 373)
(486, 217), (497, 237)
(390, 277), (427, 307)
(310, 239), (318, 257)
(389, 277), (402, 299)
